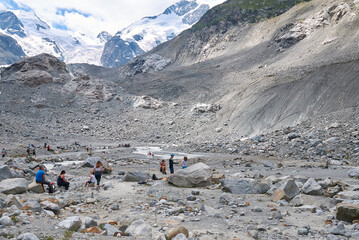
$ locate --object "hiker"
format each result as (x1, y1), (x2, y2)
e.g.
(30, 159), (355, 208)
(1, 148), (6, 158)
(32, 148), (36, 156)
(160, 159), (166, 175)
(92, 161), (104, 188)
(26, 148), (30, 156)
(47, 145), (50, 151)
(36, 166), (54, 193)
(169, 154), (174, 174)
(57, 170), (70, 190)
(181, 156), (188, 169)
(44, 143), (47, 148)
(85, 172), (96, 187)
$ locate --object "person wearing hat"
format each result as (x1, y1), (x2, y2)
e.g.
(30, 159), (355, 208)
(169, 154), (175, 174)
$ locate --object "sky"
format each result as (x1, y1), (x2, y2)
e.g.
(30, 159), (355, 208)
(0, 0), (179, 37)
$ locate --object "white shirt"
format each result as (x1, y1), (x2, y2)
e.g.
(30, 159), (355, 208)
(90, 175), (96, 183)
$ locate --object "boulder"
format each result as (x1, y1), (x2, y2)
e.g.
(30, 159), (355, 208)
(167, 163), (213, 187)
(0, 165), (13, 181)
(0, 216), (14, 226)
(28, 182), (45, 193)
(166, 226), (189, 240)
(124, 172), (149, 182)
(41, 201), (61, 215)
(348, 168), (359, 178)
(58, 216), (82, 231)
(81, 227), (103, 234)
(85, 217), (98, 228)
(302, 178), (323, 195)
(125, 219), (152, 238)
(17, 233), (40, 240)
(221, 178), (270, 194)
(103, 223), (120, 236)
(290, 195), (304, 207)
(23, 200), (42, 213)
(0, 178), (28, 194)
(273, 179), (300, 202)
(82, 157), (112, 173)
(336, 203), (359, 222)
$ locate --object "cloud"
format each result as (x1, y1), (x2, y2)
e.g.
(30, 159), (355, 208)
(6, 0), (179, 37)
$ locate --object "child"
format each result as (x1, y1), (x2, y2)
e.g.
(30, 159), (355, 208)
(160, 159), (166, 175)
(85, 173), (96, 187)
(181, 156), (188, 169)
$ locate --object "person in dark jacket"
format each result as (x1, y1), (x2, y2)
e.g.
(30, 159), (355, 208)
(169, 154), (174, 174)
(57, 170), (69, 190)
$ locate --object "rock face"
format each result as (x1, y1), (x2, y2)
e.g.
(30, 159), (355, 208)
(273, 179), (300, 202)
(101, 36), (144, 68)
(123, 172), (149, 182)
(0, 178), (28, 194)
(0, 165), (13, 181)
(28, 182), (45, 193)
(302, 178), (323, 195)
(0, 53), (70, 87)
(125, 219), (152, 238)
(0, 33), (25, 65)
(221, 178), (270, 194)
(336, 204), (359, 222)
(58, 216), (82, 231)
(128, 54), (172, 76)
(167, 162), (213, 187)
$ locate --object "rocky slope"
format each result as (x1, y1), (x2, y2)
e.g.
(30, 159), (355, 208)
(0, 0), (358, 161)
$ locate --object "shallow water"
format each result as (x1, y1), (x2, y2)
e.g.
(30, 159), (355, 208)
(133, 146), (203, 160)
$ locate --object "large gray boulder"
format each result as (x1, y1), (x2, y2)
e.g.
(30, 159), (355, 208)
(273, 179), (300, 202)
(103, 223), (120, 236)
(58, 216), (82, 231)
(0, 178), (28, 194)
(348, 168), (359, 178)
(124, 172), (149, 182)
(17, 233), (40, 240)
(167, 163), (213, 187)
(221, 178), (270, 194)
(0, 165), (12, 181)
(302, 178), (323, 195)
(125, 219), (152, 238)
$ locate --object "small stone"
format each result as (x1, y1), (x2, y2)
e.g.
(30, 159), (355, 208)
(191, 190), (200, 195)
(187, 196), (196, 201)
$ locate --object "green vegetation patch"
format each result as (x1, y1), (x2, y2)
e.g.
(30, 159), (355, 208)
(193, 0), (311, 30)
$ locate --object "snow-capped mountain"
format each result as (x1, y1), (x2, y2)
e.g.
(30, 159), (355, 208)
(0, 9), (106, 66)
(101, 0), (226, 68)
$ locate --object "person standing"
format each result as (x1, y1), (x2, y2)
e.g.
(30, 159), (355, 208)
(181, 156), (188, 169)
(57, 170), (70, 190)
(36, 166), (54, 193)
(92, 161), (104, 188)
(26, 148), (30, 156)
(169, 154), (174, 174)
(2, 148), (6, 158)
(33, 148), (36, 156)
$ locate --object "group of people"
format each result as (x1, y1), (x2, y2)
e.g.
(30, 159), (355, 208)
(160, 154), (188, 175)
(35, 161), (104, 193)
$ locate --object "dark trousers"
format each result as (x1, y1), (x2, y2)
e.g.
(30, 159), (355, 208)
(95, 172), (101, 186)
(58, 181), (69, 190)
(36, 180), (53, 193)
(170, 167), (174, 174)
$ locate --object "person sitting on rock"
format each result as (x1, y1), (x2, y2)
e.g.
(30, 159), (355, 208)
(36, 165), (54, 193)
(181, 156), (188, 169)
(160, 159), (166, 175)
(57, 170), (70, 190)
(92, 161), (104, 188)
(85, 172), (96, 187)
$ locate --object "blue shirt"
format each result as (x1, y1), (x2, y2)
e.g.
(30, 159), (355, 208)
(36, 170), (45, 181)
